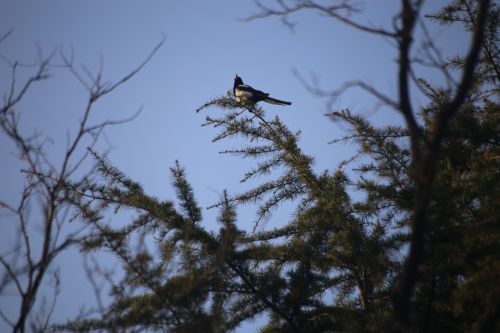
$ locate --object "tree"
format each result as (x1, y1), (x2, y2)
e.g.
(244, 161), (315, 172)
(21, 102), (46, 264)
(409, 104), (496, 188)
(2, 0), (499, 332)
(0, 30), (164, 332)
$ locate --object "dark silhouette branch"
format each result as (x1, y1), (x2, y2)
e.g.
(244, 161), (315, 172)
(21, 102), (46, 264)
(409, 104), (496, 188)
(392, 0), (491, 327)
(248, 0), (397, 37)
(0, 37), (164, 332)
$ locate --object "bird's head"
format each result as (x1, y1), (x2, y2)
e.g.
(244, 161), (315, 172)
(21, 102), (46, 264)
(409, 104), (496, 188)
(234, 75), (243, 86)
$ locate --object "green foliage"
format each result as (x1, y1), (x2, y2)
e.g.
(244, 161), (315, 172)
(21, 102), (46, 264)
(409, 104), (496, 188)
(54, 1), (498, 332)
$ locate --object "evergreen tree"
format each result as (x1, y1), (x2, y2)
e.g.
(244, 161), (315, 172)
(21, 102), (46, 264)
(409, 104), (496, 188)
(40, 0), (498, 332)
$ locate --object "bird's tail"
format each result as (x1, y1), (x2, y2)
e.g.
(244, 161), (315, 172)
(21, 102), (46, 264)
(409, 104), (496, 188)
(264, 97), (292, 106)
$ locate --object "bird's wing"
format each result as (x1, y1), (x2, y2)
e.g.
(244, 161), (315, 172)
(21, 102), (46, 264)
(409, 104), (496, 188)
(237, 84), (268, 99)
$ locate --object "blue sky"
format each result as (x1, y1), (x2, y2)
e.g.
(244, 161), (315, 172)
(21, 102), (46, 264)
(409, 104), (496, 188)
(0, 1), (466, 331)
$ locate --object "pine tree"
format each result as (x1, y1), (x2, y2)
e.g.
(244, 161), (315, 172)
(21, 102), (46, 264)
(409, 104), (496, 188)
(47, 0), (498, 332)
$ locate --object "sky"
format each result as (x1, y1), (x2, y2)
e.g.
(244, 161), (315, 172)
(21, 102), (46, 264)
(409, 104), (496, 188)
(0, 1), (466, 331)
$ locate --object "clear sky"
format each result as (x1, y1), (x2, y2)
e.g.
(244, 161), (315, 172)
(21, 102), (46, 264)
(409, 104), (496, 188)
(0, 1), (466, 331)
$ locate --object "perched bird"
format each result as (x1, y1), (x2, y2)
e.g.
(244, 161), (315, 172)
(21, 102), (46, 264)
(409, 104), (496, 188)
(233, 75), (291, 106)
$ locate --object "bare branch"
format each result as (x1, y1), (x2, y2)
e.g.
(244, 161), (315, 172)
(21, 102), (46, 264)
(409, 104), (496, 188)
(0, 29), (14, 43)
(392, 0), (491, 326)
(0, 35), (165, 332)
(247, 0), (397, 37)
(0, 256), (23, 295)
(396, 0), (425, 156)
(296, 71), (400, 111)
(1, 50), (54, 115)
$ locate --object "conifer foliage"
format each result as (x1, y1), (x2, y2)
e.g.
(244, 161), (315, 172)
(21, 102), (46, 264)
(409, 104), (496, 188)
(1, 0), (498, 332)
(56, 1), (497, 332)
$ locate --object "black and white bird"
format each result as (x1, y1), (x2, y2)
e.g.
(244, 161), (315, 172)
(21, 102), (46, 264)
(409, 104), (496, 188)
(233, 75), (291, 106)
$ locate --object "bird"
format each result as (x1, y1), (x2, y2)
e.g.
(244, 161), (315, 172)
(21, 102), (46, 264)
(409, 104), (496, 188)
(233, 75), (291, 106)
